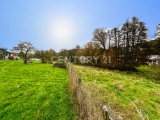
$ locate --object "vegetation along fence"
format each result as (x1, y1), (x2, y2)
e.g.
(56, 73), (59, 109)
(67, 63), (123, 120)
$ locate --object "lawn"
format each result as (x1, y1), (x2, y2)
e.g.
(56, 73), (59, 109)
(0, 61), (75, 120)
(74, 65), (160, 119)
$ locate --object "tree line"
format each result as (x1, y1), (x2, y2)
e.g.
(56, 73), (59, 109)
(60, 17), (160, 71)
(12, 42), (56, 64)
(10, 17), (160, 70)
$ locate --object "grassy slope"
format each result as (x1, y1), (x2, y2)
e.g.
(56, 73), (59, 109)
(0, 61), (75, 120)
(74, 65), (160, 119)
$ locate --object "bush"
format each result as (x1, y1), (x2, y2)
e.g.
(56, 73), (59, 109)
(53, 59), (66, 68)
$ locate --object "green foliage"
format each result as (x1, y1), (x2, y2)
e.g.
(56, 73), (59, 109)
(0, 61), (75, 120)
(148, 38), (160, 55)
(137, 65), (160, 82)
(53, 59), (66, 68)
(0, 48), (7, 60)
(74, 65), (160, 119)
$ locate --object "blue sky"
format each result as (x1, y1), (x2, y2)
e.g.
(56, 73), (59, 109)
(0, 0), (160, 52)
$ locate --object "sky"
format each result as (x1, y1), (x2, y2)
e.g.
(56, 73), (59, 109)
(0, 0), (160, 52)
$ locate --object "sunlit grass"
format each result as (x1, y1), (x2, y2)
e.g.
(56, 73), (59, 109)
(74, 65), (160, 119)
(0, 61), (75, 120)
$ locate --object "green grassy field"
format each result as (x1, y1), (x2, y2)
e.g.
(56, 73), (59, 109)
(0, 61), (75, 120)
(74, 65), (160, 119)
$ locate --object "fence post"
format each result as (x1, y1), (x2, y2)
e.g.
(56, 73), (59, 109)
(68, 63), (123, 120)
(102, 105), (119, 120)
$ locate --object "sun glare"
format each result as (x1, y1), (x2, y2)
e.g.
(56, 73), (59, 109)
(48, 17), (78, 45)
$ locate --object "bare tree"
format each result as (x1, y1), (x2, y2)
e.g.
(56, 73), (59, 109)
(121, 17), (148, 70)
(84, 42), (99, 56)
(92, 28), (108, 52)
(107, 30), (112, 49)
(13, 42), (35, 64)
(155, 22), (160, 39)
(111, 27), (121, 67)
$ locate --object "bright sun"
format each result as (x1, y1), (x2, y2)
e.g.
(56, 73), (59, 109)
(49, 17), (77, 45)
(54, 19), (75, 41)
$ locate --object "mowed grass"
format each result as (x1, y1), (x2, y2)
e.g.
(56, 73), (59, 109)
(0, 61), (75, 120)
(74, 65), (160, 119)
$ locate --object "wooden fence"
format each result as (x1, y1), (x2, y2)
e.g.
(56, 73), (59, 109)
(67, 63), (123, 120)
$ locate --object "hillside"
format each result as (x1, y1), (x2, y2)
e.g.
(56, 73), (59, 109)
(73, 65), (160, 119)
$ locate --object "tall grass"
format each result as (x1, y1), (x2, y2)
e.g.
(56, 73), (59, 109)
(74, 65), (160, 119)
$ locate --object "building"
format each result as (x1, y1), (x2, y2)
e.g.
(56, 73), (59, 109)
(148, 55), (160, 65)
(0, 48), (12, 60)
